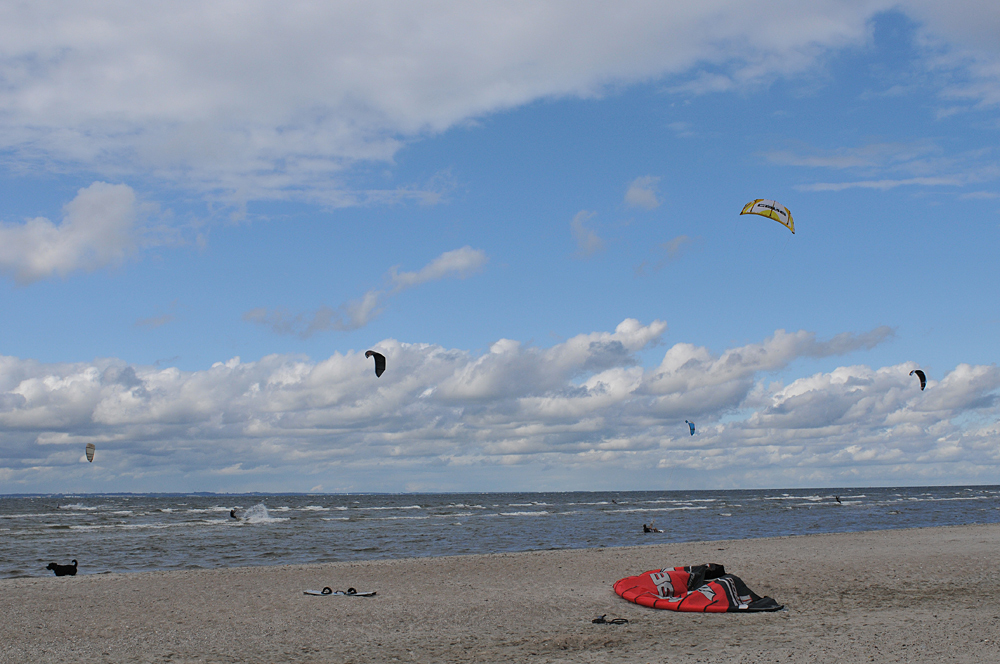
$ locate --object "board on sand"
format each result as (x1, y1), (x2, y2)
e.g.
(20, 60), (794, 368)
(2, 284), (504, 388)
(303, 587), (376, 597)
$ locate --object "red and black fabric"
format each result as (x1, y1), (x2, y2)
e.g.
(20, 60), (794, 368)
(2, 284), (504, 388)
(613, 563), (782, 613)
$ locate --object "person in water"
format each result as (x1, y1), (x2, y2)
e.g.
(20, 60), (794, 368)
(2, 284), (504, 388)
(230, 509), (238, 519)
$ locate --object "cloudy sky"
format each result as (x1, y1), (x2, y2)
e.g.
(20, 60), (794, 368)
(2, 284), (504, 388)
(2, 1), (999, 493)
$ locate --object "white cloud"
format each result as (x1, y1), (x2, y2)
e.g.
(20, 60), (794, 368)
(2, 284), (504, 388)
(0, 1), (908, 201)
(5, 320), (994, 492)
(625, 176), (661, 210)
(797, 177), (965, 192)
(0, 182), (136, 283)
(769, 141), (998, 194)
(0, 4), (996, 202)
(570, 211), (604, 257)
(244, 247), (486, 337)
(389, 246), (487, 290)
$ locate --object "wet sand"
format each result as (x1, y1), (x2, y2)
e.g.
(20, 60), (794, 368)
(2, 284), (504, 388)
(3, 524), (999, 663)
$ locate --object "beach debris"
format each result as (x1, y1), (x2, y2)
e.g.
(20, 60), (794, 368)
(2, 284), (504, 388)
(304, 587), (376, 596)
(46, 560), (78, 576)
(740, 199), (794, 234)
(85, 443), (95, 463)
(614, 563), (783, 612)
(592, 615), (629, 625)
(365, 350), (386, 377)
(910, 369), (926, 390)
(685, 420), (695, 436)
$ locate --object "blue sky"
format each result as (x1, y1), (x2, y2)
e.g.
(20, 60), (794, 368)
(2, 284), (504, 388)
(1, 3), (999, 493)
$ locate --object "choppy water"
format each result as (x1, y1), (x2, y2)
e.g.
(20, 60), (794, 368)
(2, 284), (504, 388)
(3, 486), (999, 578)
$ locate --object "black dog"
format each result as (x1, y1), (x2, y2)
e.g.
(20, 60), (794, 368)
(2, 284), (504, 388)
(46, 560), (78, 576)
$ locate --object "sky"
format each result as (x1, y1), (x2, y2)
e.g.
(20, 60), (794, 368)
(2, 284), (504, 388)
(1, 1), (999, 494)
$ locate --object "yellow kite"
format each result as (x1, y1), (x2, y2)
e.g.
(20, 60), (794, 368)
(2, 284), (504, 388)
(740, 199), (794, 234)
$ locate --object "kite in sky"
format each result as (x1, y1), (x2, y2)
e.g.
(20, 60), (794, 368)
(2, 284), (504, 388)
(740, 199), (794, 234)
(365, 350), (386, 377)
(685, 420), (695, 436)
(910, 369), (926, 390)
(85, 443), (95, 463)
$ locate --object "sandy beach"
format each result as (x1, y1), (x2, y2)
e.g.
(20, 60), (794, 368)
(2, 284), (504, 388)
(3, 524), (999, 663)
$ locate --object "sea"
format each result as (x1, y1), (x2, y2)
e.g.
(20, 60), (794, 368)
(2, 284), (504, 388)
(3, 486), (999, 579)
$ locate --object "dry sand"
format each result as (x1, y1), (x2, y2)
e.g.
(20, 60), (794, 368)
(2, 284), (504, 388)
(3, 524), (1000, 663)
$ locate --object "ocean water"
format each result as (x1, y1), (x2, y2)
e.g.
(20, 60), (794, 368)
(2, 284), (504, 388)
(2, 486), (999, 579)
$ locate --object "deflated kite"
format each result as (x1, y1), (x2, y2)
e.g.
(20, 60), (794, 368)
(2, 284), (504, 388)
(740, 199), (794, 234)
(614, 563), (782, 613)
(910, 369), (926, 391)
(365, 350), (386, 378)
(85, 443), (95, 463)
(685, 420), (695, 436)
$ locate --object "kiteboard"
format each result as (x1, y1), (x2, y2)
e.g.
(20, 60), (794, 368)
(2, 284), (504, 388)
(614, 564), (782, 613)
(303, 587), (376, 597)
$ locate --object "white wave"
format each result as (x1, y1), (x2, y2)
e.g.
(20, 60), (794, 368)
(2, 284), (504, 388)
(70, 523), (172, 531)
(357, 505), (422, 511)
(240, 503), (290, 524)
(59, 503), (96, 510)
(499, 511), (549, 516)
(617, 506), (709, 513)
(298, 506), (329, 511)
(1, 513), (53, 519)
(321, 517), (350, 521)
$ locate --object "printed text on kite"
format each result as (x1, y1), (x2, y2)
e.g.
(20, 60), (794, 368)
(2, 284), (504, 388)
(365, 351), (386, 377)
(740, 199), (794, 234)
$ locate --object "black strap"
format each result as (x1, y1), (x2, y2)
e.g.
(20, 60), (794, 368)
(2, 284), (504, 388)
(592, 615), (629, 625)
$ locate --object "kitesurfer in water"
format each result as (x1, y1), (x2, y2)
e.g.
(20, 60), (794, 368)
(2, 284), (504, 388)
(230, 509), (238, 519)
(643, 523), (663, 533)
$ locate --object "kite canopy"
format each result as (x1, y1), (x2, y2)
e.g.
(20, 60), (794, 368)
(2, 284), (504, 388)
(85, 443), (95, 463)
(910, 369), (926, 390)
(365, 350), (386, 377)
(614, 564), (782, 613)
(740, 199), (794, 234)
(685, 420), (695, 436)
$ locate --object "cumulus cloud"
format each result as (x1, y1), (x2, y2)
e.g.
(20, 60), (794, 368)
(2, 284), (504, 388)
(625, 176), (661, 210)
(0, 182), (136, 283)
(570, 211), (604, 257)
(4, 320), (994, 492)
(13, 2), (1000, 200)
(245, 246), (486, 337)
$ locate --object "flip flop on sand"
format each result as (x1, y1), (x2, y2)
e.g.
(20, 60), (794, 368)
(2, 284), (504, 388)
(303, 587), (377, 597)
